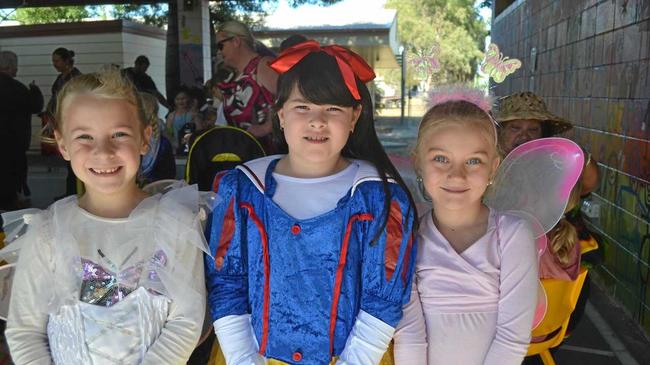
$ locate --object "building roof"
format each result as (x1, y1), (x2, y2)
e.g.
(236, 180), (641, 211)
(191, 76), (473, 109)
(254, 3), (401, 69)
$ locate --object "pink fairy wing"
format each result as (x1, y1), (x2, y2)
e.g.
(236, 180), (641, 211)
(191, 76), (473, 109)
(484, 138), (585, 237)
(532, 280), (548, 330)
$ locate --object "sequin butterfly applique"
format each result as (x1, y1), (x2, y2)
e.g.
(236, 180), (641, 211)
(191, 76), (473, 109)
(480, 43), (522, 83)
(78, 249), (168, 307)
(79, 258), (144, 307)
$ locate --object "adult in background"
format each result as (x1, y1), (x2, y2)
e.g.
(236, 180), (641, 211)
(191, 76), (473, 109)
(123, 55), (170, 110)
(215, 20), (278, 152)
(0, 50), (43, 210)
(497, 91), (599, 196)
(46, 47), (82, 197)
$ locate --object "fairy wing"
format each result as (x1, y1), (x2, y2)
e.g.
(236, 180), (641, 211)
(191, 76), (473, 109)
(0, 208), (43, 321)
(0, 263), (15, 321)
(485, 138), (583, 329)
(142, 179), (182, 195)
(485, 137), (584, 243)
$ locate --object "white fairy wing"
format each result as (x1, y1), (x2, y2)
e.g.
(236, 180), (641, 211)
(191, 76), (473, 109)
(1, 208), (44, 320)
(142, 179), (218, 226)
(142, 179), (182, 195)
(485, 137), (584, 241)
(1, 208), (43, 264)
(0, 263), (16, 321)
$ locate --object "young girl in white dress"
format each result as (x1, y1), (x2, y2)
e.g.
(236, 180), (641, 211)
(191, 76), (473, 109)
(393, 89), (539, 365)
(3, 70), (210, 364)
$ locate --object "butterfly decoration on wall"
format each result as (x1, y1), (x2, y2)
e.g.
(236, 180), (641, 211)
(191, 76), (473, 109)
(480, 43), (522, 83)
(409, 44), (441, 81)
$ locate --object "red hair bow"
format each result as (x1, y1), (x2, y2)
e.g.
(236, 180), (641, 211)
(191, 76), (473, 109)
(269, 40), (376, 100)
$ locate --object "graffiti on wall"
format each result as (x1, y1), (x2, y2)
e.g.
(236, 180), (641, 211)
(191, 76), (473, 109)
(575, 99), (650, 331)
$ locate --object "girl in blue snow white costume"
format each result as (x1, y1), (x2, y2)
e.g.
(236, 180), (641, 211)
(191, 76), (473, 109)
(206, 41), (418, 365)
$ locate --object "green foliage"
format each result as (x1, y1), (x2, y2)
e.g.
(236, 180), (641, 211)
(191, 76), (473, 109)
(108, 4), (168, 28)
(384, 0), (488, 88)
(13, 6), (89, 24)
(209, 0), (340, 27)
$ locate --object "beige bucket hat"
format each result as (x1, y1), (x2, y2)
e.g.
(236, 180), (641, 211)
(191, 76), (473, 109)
(495, 91), (573, 136)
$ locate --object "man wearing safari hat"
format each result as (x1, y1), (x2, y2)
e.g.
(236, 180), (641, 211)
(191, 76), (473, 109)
(496, 91), (598, 196)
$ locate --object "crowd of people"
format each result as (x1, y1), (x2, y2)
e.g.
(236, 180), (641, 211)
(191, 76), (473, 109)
(0, 19), (601, 365)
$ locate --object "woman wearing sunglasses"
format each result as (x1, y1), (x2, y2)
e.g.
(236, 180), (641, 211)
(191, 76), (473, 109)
(215, 20), (278, 153)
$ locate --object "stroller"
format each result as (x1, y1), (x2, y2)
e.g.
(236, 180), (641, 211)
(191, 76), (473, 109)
(185, 126), (266, 191)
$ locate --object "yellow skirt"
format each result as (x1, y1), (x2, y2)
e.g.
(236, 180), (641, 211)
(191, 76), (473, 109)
(207, 340), (395, 365)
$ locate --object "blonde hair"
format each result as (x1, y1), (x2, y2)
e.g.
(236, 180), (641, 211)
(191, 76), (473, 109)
(548, 178), (582, 265)
(414, 100), (498, 172)
(139, 92), (160, 136)
(217, 20), (255, 49)
(54, 69), (147, 132)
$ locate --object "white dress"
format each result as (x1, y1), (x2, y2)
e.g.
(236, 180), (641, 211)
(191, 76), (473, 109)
(4, 185), (210, 365)
(394, 209), (539, 365)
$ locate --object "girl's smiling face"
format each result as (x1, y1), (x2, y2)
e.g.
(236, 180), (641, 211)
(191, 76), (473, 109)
(277, 85), (361, 176)
(417, 122), (499, 212)
(55, 93), (151, 199)
(174, 92), (190, 110)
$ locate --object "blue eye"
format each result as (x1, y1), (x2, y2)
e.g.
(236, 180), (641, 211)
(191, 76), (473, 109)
(433, 155), (448, 163)
(76, 134), (92, 140)
(113, 131), (129, 138)
(467, 158), (482, 165)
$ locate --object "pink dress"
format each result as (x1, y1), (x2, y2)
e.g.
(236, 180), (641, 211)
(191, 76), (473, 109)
(538, 237), (581, 280)
(394, 209), (539, 365)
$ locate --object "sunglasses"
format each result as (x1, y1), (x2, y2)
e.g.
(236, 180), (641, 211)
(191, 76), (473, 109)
(216, 37), (235, 51)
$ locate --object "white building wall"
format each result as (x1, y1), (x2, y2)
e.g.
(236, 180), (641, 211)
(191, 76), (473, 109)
(0, 24), (167, 150)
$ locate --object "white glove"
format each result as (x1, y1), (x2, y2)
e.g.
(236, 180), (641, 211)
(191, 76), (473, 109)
(214, 314), (267, 365)
(337, 310), (395, 365)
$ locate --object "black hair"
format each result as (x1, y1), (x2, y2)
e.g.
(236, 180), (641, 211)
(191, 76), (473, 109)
(135, 55), (150, 66)
(271, 51), (418, 242)
(280, 34), (308, 52)
(188, 86), (207, 109)
(52, 47), (75, 65)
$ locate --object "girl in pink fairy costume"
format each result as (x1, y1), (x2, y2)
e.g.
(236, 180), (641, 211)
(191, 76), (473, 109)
(393, 87), (539, 364)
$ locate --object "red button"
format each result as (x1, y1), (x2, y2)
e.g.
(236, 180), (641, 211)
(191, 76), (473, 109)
(291, 224), (301, 235)
(292, 351), (303, 362)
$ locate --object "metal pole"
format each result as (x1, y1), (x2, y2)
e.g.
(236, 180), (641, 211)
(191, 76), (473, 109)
(400, 48), (406, 124)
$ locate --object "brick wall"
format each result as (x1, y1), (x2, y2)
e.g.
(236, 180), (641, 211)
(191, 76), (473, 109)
(491, 0), (650, 334)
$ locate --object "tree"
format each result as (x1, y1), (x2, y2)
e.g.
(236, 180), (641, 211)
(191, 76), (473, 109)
(13, 6), (89, 24)
(384, 0), (488, 90)
(109, 4), (168, 28)
(9, 1), (341, 97)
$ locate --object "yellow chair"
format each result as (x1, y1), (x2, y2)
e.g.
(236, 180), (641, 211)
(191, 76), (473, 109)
(526, 267), (588, 365)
